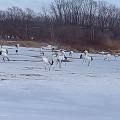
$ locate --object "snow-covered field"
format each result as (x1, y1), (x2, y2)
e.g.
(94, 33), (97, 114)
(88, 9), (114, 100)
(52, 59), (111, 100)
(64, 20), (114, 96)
(0, 45), (120, 120)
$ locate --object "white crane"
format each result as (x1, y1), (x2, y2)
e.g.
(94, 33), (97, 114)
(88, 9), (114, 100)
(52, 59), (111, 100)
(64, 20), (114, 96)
(104, 53), (111, 61)
(39, 47), (44, 56)
(1, 45), (8, 54)
(15, 44), (20, 54)
(69, 51), (73, 57)
(0, 50), (9, 61)
(42, 56), (54, 71)
(80, 54), (93, 66)
(57, 54), (67, 68)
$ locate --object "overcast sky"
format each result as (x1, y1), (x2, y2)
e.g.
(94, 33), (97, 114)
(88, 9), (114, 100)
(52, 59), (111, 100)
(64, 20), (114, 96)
(0, 0), (120, 12)
(100, 0), (120, 6)
(0, 0), (54, 12)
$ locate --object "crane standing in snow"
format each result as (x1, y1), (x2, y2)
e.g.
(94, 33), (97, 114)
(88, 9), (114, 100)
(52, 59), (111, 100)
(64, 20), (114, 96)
(42, 56), (54, 71)
(0, 50), (9, 61)
(80, 53), (93, 66)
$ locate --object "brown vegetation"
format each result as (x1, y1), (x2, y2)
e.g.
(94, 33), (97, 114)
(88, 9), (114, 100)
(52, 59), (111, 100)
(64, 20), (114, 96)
(0, 39), (47, 47)
(1, 38), (120, 53)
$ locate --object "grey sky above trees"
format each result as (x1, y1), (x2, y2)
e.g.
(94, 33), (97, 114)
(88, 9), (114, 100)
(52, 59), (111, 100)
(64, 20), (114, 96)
(0, 0), (119, 12)
(0, 0), (54, 12)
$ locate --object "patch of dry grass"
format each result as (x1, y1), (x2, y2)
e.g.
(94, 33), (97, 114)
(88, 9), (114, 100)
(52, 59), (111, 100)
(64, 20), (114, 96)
(1, 38), (120, 53)
(0, 39), (47, 48)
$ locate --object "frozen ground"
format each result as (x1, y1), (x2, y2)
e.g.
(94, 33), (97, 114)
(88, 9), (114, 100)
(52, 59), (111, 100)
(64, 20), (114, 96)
(0, 45), (120, 120)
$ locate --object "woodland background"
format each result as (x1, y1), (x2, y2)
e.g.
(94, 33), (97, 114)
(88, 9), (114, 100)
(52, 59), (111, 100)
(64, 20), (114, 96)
(0, 0), (120, 51)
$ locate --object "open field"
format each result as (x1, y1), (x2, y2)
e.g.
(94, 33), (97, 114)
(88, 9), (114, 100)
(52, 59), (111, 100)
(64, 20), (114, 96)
(0, 44), (120, 120)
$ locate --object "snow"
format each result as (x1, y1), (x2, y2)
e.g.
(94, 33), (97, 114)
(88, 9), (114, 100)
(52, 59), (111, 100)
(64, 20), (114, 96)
(0, 45), (120, 120)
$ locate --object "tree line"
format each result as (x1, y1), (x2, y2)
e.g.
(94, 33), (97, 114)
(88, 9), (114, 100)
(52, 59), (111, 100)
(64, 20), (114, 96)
(0, 0), (120, 47)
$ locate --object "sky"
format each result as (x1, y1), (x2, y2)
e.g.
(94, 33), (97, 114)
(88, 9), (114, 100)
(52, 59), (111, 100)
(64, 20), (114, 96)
(0, 0), (120, 12)
(0, 0), (54, 12)
(97, 0), (120, 6)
